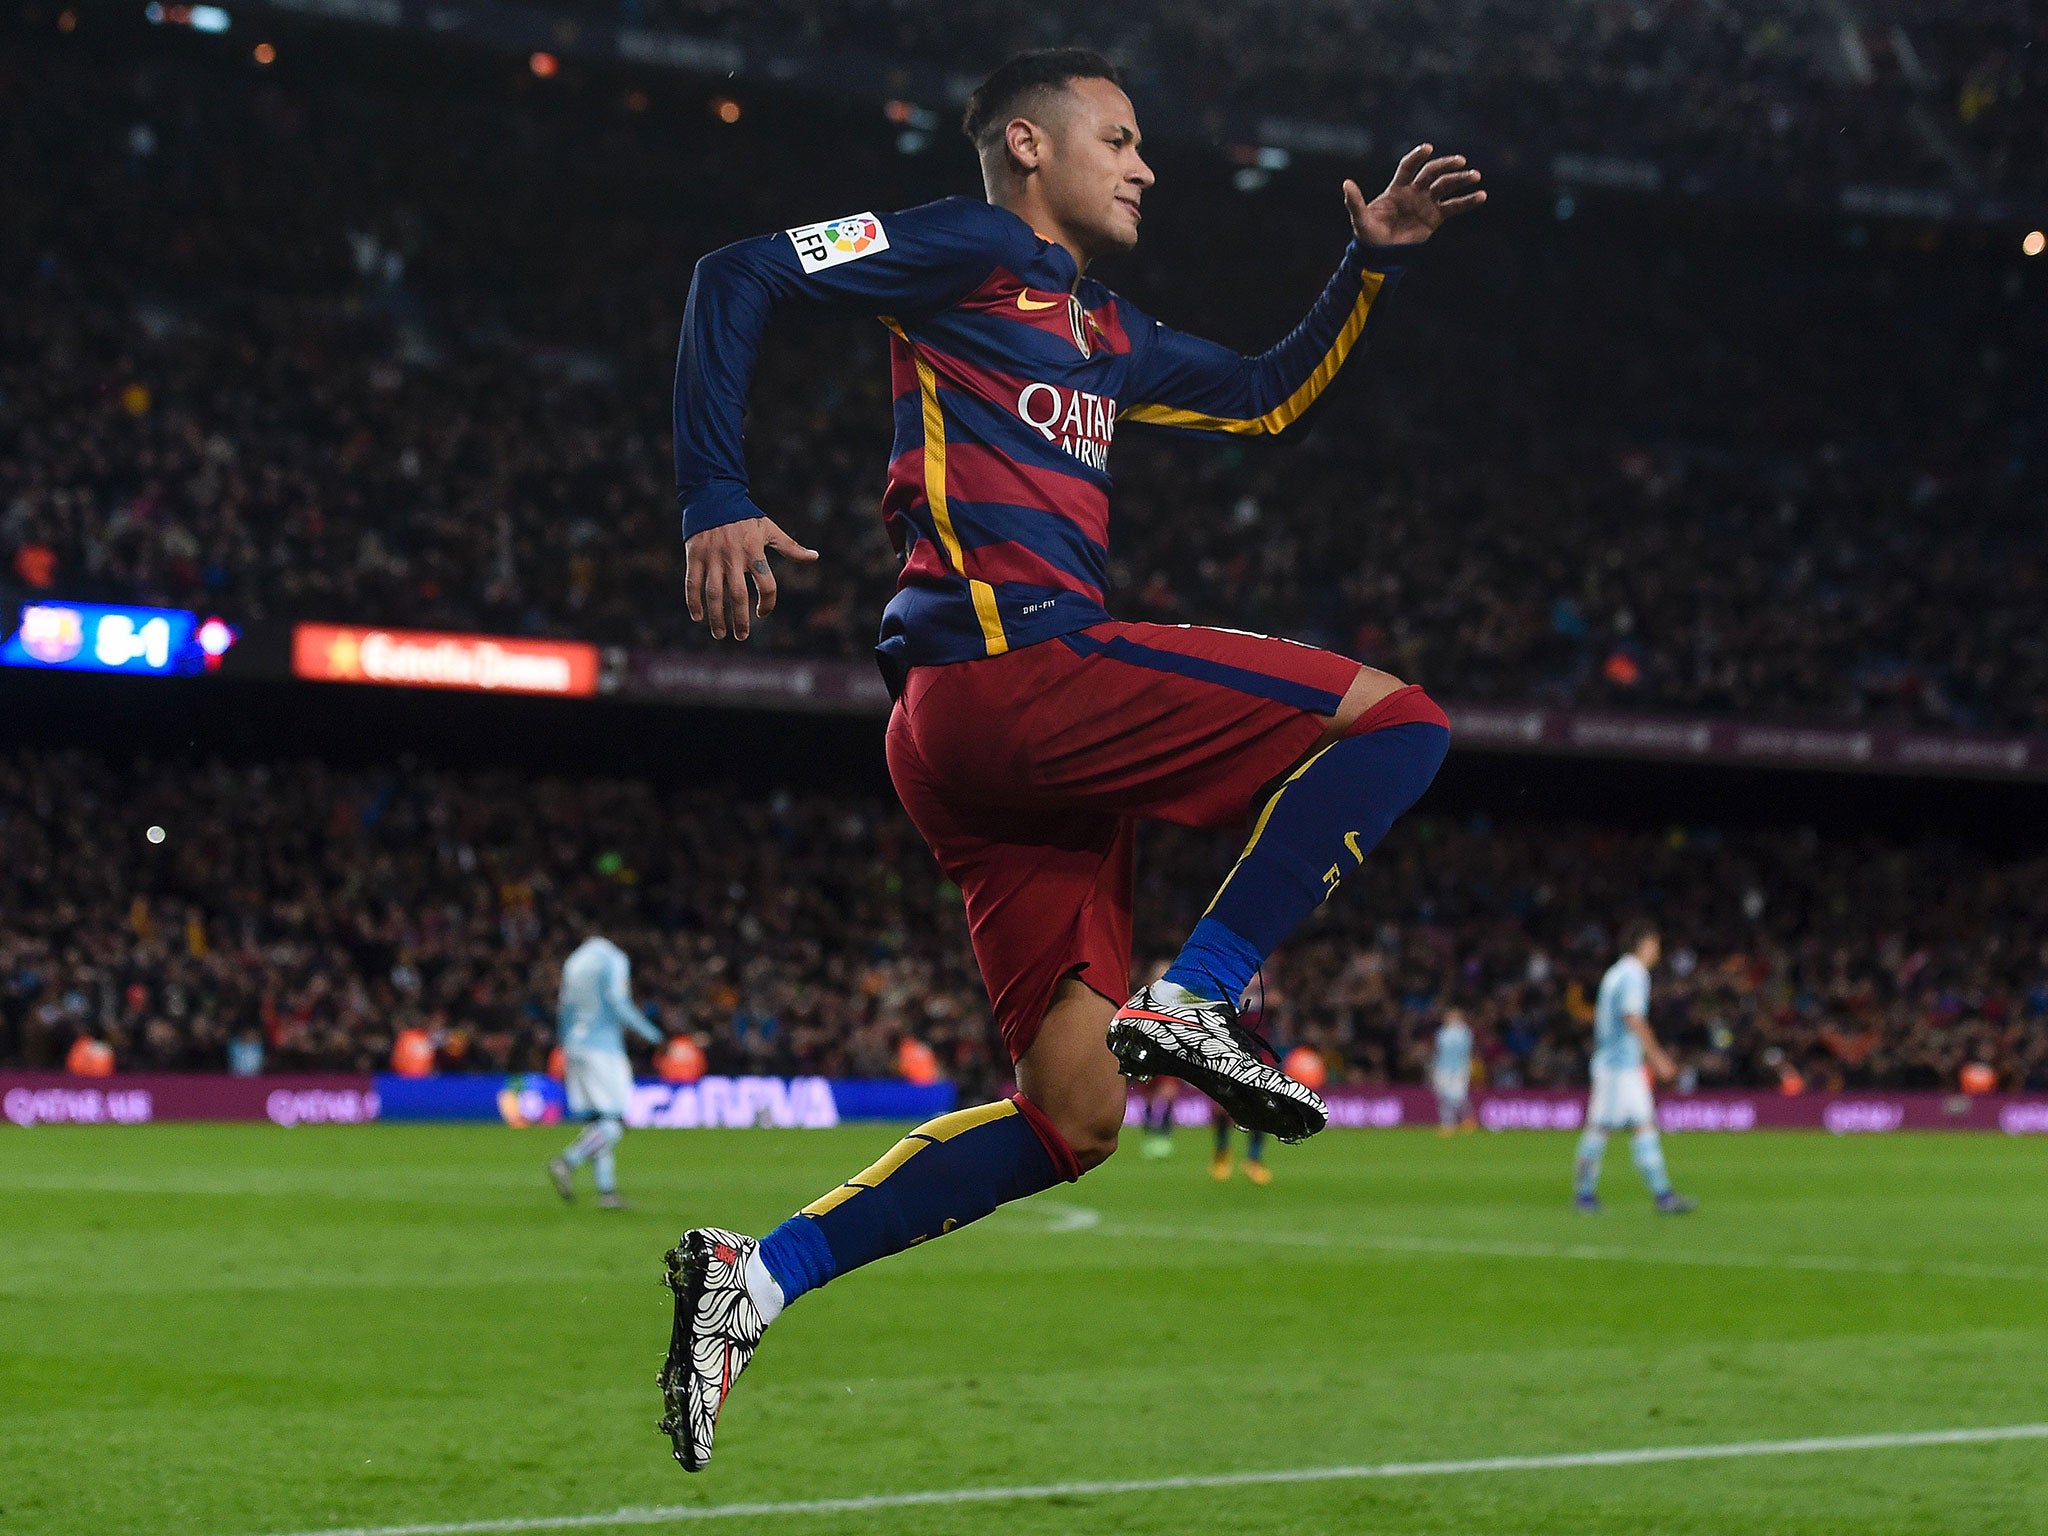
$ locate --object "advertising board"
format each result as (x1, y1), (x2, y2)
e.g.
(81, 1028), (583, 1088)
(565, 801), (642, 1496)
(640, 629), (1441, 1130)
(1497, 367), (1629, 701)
(292, 624), (600, 696)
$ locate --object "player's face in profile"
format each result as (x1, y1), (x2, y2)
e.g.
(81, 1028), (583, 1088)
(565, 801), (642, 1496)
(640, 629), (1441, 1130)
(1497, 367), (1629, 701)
(1042, 77), (1153, 256)
(1639, 934), (1662, 967)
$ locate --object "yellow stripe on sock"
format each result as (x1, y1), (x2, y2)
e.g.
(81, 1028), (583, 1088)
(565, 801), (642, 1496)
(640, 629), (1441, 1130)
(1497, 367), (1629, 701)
(799, 1140), (928, 1217)
(800, 1182), (864, 1218)
(1202, 742), (1336, 918)
(911, 1099), (1018, 1142)
(794, 1102), (1017, 1216)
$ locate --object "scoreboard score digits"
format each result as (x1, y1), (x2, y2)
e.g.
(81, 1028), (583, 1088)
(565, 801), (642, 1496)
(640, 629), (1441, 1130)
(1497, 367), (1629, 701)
(0, 602), (237, 676)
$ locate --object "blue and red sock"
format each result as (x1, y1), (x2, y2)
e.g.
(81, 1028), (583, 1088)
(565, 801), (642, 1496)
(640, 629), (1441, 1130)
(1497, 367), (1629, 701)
(1162, 691), (1449, 1004)
(755, 1094), (1079, 1309)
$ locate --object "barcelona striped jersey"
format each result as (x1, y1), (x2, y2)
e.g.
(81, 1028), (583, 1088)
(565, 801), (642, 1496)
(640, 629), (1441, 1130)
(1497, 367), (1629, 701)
(673, 196), (1413, 691)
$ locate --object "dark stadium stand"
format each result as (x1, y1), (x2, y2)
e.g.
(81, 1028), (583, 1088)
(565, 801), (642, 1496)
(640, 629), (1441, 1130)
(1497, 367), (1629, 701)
(600, 0), (2045, 199)
(201, 0), (2048, 202)
(1, 12), (2043, 1090)
(4, 749), (2044, 1092)
(4, 19), (2043, 728)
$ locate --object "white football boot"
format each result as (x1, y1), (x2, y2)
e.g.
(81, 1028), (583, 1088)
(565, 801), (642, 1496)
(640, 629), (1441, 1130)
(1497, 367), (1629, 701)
(657, 1227), (769, 1471)
(1107, 984), (1327, 1142)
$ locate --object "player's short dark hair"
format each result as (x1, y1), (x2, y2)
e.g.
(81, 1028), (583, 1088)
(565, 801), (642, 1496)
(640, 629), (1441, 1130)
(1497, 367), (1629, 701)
(961, 49), (1124, 154)
(1621, 919), (1660, 952)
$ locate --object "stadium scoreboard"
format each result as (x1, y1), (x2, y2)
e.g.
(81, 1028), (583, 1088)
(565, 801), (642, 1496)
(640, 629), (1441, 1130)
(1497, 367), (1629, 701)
(0, 601), (237, 676)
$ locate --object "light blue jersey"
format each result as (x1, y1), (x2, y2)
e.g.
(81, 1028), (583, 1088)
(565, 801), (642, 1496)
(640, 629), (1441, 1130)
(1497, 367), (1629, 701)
(1432, 1018), (1473, 1081)
(559, 936), (662, 1056)
(1592, 954), (1651, 1072)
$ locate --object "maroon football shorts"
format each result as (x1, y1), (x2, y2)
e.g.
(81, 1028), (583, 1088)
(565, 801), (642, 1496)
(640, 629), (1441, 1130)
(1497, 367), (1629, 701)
(885, 619), (1444, 1061)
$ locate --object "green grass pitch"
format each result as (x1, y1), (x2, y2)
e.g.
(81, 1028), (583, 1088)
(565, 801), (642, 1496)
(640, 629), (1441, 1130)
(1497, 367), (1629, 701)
(5, 1122), (2047, 1535)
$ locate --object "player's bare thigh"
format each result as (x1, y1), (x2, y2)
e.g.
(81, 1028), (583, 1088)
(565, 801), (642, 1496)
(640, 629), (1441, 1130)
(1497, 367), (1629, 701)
(1015, 976), (1125, 1174)
(1318, 664), (1407, 745)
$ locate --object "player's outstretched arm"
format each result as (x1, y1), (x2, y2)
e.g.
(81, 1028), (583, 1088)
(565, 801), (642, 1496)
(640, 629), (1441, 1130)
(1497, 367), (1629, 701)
(1121, 144), (1482, 440)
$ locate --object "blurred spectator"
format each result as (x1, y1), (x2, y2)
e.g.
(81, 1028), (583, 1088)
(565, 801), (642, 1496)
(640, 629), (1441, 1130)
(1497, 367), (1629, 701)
(65, 1031), (115, 1077)
(227, 1029), (264, 1078)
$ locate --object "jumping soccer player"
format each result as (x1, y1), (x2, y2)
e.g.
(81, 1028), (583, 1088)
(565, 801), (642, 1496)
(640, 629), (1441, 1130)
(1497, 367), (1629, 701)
(659, 49), (1483, 1468)
(1573, 923), (1696, 1215)
(1432, 1008), (1477, 1134)
(548, 934), (663, 1210)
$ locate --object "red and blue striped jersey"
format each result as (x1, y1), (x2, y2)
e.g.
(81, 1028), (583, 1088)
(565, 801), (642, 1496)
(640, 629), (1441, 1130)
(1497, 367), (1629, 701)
(674, 196), (1413, 689)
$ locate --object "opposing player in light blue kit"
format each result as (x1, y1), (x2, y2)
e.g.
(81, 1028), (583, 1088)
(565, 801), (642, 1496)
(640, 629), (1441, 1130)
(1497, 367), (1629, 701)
(1574, 923), (1695, 1214)
(549, 934), (664, 1210)
(1431, 1009), (1476, 1134)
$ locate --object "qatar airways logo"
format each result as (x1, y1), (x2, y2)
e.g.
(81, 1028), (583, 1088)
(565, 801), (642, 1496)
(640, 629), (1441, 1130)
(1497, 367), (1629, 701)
(1017, 383), (1117, 472)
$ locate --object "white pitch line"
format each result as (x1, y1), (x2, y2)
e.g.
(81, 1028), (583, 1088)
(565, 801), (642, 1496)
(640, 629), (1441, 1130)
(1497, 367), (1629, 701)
(1093, 1220), (2048, 1285)
(245, 1423), (2048, 1536)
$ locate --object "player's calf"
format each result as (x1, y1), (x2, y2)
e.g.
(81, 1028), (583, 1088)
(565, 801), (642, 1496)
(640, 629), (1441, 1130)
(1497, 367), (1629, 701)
(656, 1091), (1083, 1467)
(1015, 978), (1130, 1171)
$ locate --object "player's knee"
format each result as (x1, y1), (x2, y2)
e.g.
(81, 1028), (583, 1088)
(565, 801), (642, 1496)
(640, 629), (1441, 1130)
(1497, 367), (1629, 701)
(1338, 683), (1450, 740)
(1067, 1119), (1121, 1174)
(1052, 1078), (1128, 1174)
(1332, 664), (1405, 722)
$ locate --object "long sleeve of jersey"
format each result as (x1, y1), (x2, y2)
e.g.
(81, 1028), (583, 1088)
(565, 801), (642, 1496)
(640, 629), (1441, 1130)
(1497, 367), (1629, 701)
(1118, 241), (1415, 438)
(604, 951), (663, 1045)
(674, 199), (1023, 536)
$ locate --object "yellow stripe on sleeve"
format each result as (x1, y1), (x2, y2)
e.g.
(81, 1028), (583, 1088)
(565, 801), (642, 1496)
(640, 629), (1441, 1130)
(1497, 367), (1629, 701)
(1123, 269), (1384, 437)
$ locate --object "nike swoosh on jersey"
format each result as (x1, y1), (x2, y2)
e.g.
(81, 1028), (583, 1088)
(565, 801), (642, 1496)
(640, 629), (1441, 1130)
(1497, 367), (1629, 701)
(1016, 291), (1062, 310)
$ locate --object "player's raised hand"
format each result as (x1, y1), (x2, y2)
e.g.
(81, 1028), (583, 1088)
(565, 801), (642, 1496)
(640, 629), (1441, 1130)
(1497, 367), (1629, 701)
(1344, 144), (1485, 248)
(685, 514), (819, 641)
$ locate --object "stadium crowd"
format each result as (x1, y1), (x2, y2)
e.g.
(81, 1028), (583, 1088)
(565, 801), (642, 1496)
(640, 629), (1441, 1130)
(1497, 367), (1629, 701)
(3, 26), (2045, 1102)
(554, 0), (2046, 200)
(3, 750), (2044, 1095)
(6, 34), (2042, 732)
